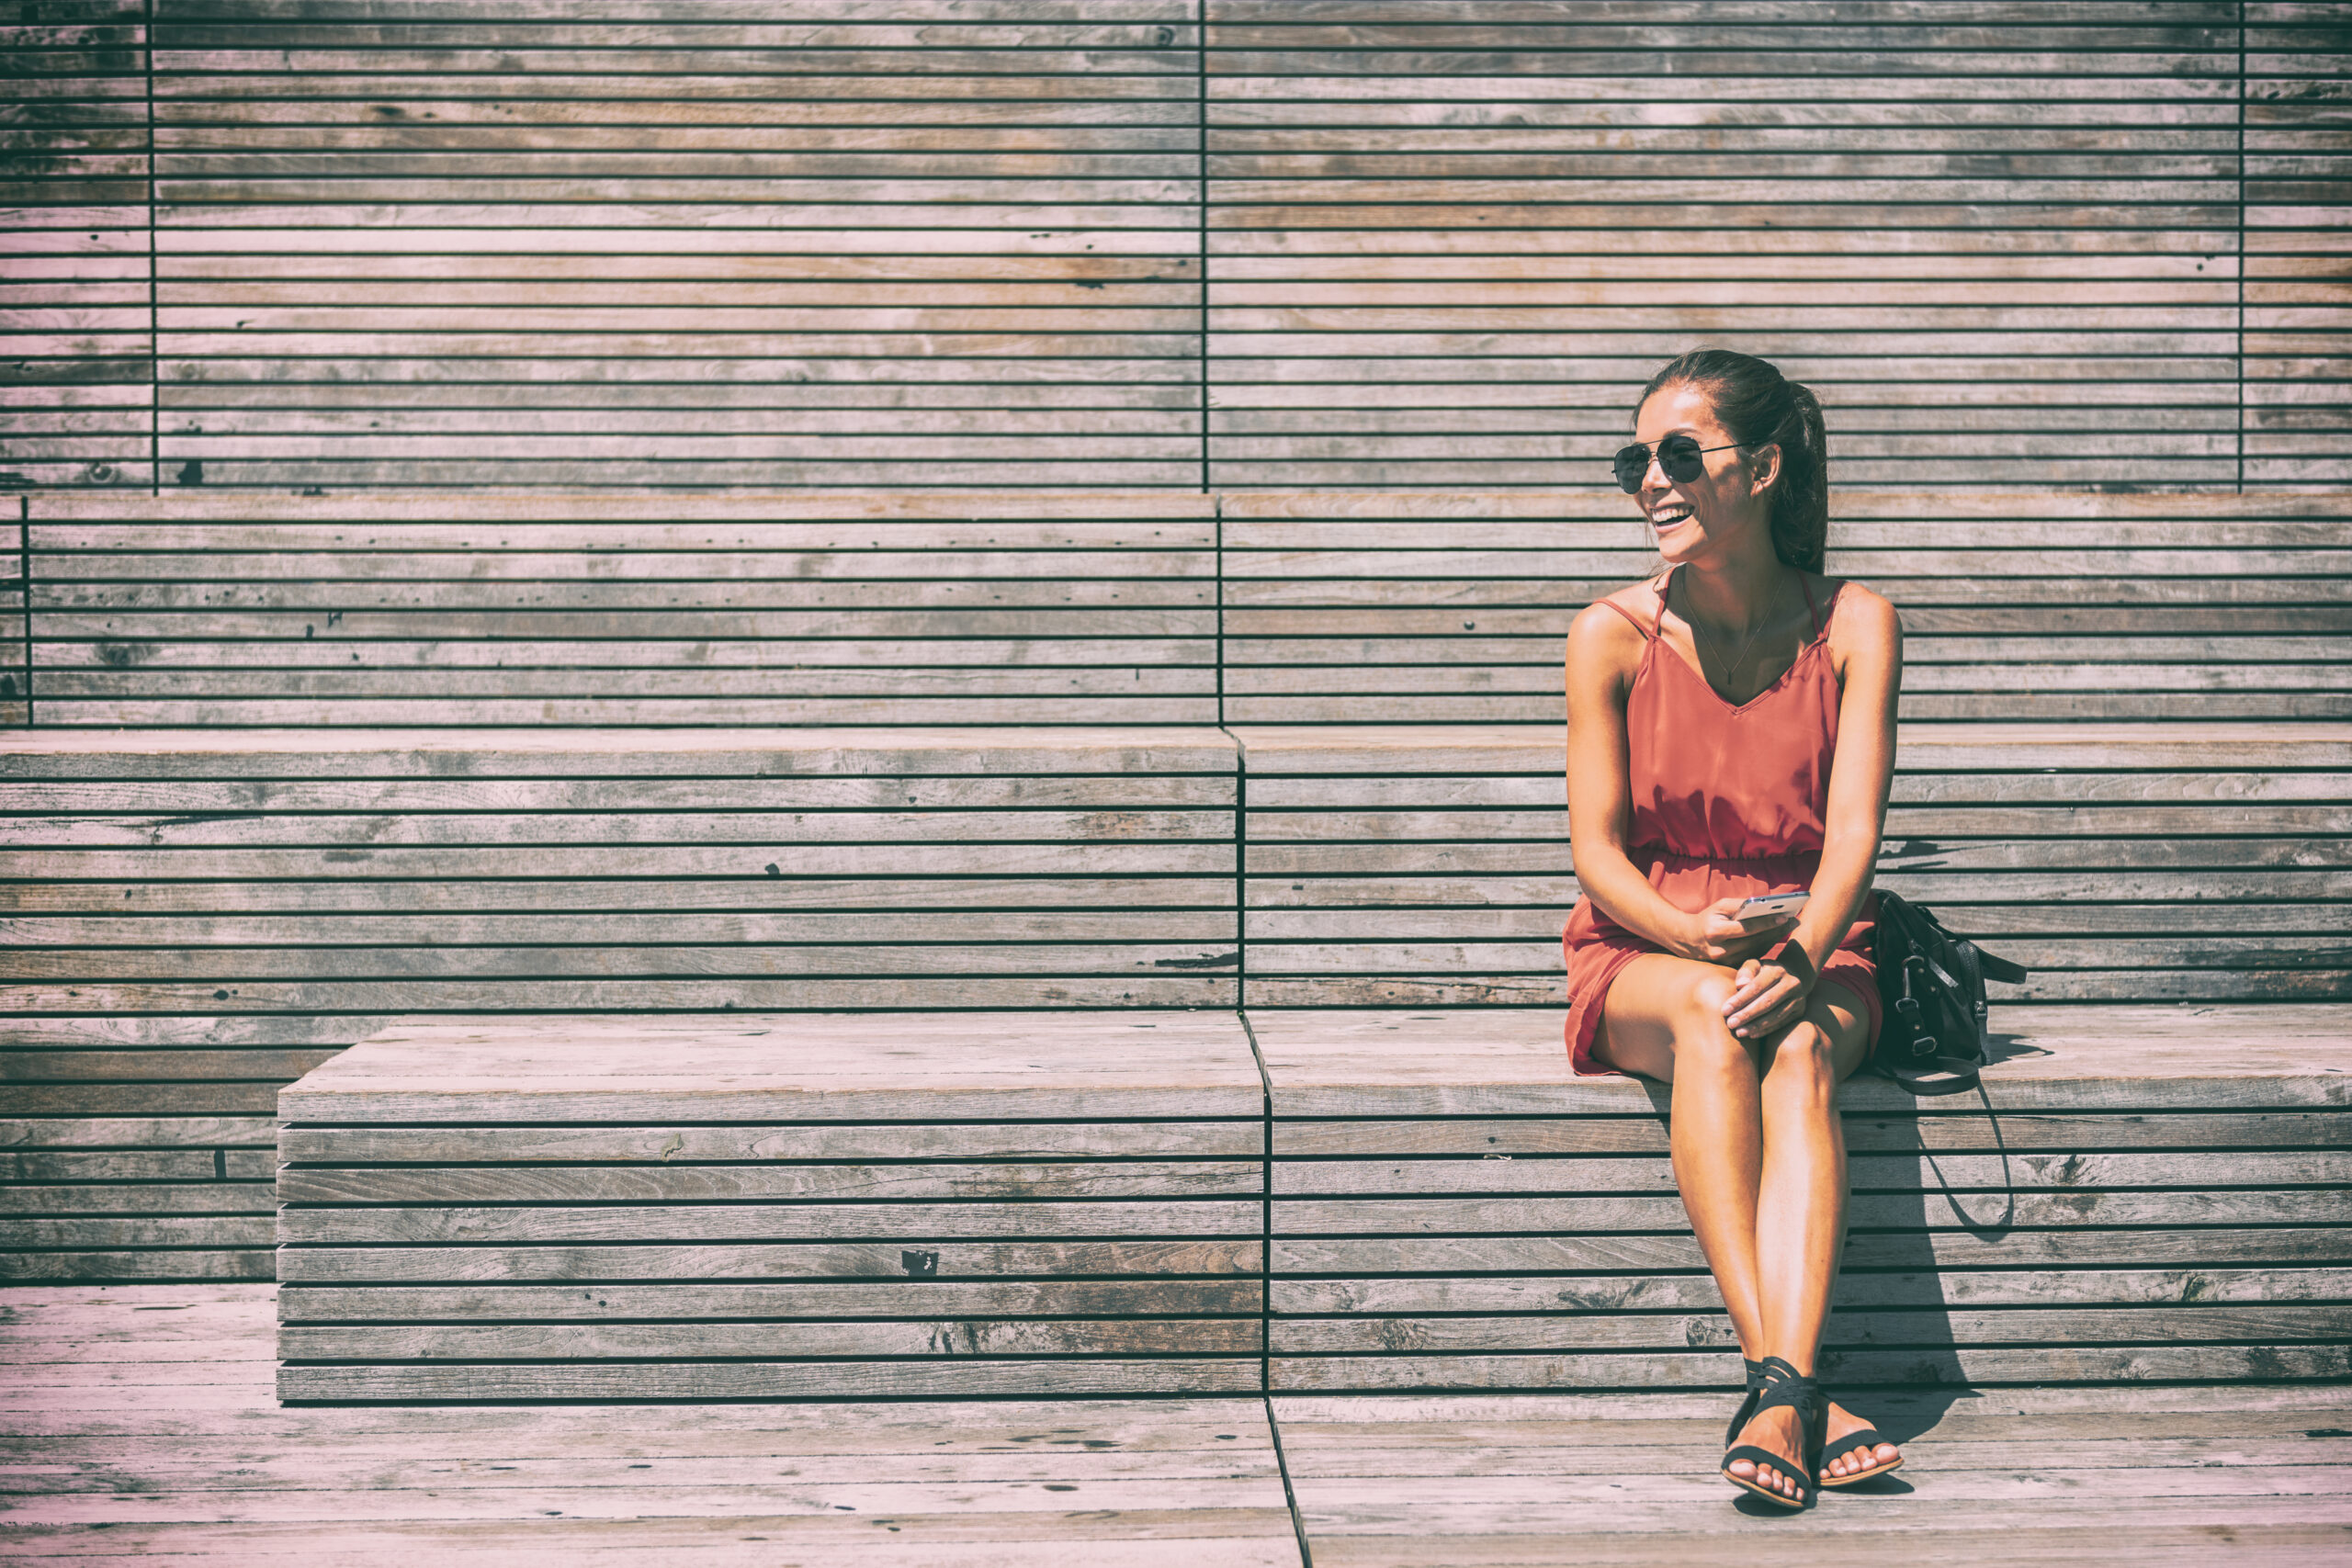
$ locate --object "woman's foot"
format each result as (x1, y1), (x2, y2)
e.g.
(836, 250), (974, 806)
(1822, 1400), (1901, 1481)
(1724, 1403), (1808, 1504)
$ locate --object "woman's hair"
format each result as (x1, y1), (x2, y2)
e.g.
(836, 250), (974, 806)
(1635, 348), (1828, 572)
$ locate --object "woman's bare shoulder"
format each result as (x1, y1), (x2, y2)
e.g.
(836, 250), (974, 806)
(1566, 579), (1661, 669)
(1816, 576), (1901, 678)
(1818, 576), (1899, 642)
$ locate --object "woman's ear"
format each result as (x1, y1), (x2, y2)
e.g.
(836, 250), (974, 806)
(1747, 442), (1781, 498)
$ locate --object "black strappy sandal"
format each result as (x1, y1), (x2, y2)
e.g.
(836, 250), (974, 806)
(1817, 1398), (1904, 1487)
(1720, 1355), (1824, 1510)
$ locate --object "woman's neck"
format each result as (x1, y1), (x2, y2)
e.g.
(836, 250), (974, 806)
(1673, 542), (1794, 637)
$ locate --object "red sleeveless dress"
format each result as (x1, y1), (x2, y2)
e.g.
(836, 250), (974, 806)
(1563, 566), (1882, 1077)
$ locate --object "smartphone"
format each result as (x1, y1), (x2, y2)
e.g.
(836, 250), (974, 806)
(1735, 891), (1809, 922)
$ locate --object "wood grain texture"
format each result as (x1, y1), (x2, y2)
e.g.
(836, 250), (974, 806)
(1219, 490), (2352, 726)
(271, 1010), (1270, 1397)
(1256, 1002), (2352, 1391)
(130, 7), (1205, 491)
(1200, 7), (2279, 491)
(0, 21), (153, 493)
(2, 1284), (1305, 1565)
(1228, 716), (2352, 1008)
(24, 491), (1220, 728)
(1, 727), (1240, 1280)
(1271, 1382), (2352, 1565)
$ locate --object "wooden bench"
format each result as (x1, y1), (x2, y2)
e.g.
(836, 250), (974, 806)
(1256, 1007), (2352, 1393)
(271, 1004), (2352, 1400)
(274, 1012), (1267, 1402)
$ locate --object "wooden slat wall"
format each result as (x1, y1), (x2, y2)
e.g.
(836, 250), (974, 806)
(0, 727), (1238, 1281)
(1232, 724), (2352, 1009)
(24, 491), (1219, 726)
(1203, 0), (2251, 490)
(2, 0), (153, 492)
(1222, 490), (2352, 725)
(14, 4), (2352, 491)
(2247, 4), (2352, 484)
(146, 0), (1203, 489)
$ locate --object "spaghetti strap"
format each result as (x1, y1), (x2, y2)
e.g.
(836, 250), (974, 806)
(1801, 575), (1822, 640)
(1651, 565), (1679, 638)
(1597, 596), (1656, 640)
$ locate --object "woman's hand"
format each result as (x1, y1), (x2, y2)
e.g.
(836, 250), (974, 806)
(1678, 896), (1798, 965)
(1724, 957), (1814, 1040)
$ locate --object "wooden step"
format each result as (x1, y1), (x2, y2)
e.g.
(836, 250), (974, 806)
(1255, 1005), (2352, 1393)
(273, 1010), (1269, 1403)
(1230, 721), (2352, 1008)
(273, 1003), (2352, 1401)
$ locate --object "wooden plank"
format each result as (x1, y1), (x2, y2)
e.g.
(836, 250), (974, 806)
(274, 1200), (1264, 1246)
(1273, 1110), (2352, 1156)
(279, 1011), (1264, 1122)
(278, 1281), (1267, 1322)
(277, 1121), (1264, 1163)
(277, 1160), (1265, 1203)
(1267, 1304), (2352, 1356)
(1274, 1266), (2352, 1314)
(277, 1239), (1265, 1283)
(1250, 1006), (2352, 1115)
(277, 1360), (1267, 1403)
(1266, 1345), (2352, 1393)
(280, 1320), (1266, 1361)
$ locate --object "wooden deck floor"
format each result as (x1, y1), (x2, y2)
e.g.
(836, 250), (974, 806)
(2, 1287), (2346, 1566)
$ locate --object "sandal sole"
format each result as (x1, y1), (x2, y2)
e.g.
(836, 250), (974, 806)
(1819, 1456), (1905, 1488)
(1722, 1470), (1811, 1510)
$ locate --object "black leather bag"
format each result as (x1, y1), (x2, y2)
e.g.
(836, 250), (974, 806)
(1871, 890), (2029, 1096)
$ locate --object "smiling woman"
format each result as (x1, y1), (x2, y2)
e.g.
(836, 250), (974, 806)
(1561, 348), (1907, 1510)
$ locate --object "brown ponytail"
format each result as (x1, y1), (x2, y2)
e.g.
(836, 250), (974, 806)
(1634, 349), (1829, 572)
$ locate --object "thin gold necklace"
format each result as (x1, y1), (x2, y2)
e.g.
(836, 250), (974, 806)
(1675, 568), (1783, 686)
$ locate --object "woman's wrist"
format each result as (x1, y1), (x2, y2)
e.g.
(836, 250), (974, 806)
(1777, 930), (1826, 989)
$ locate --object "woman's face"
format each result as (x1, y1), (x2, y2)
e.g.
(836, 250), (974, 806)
(1630, 381), (1777, 565)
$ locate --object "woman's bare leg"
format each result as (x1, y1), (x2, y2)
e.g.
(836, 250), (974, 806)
(1594, 954), (1767, 1356)
(1595, 963), (1897, 1498)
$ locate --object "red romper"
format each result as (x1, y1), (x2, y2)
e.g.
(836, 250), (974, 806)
(1563, 565), (1882, 1077)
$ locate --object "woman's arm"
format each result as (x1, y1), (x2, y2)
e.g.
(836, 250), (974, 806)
(1722, 584), (1904, 1037)
(1566, 595), (1793, 961)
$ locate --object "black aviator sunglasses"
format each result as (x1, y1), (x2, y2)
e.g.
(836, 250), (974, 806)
(1613, 434), (1751, 495)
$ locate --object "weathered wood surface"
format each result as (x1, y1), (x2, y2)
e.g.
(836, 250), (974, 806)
(2, 16), (153, 492)
(1230, 721), (2352, 1008)
(283, 1011), (1263, 1122)
(1201, 9), (2303, 493)
(24, 491), (1219, 727)
(132, 6), (1207, 491)
(274, 1011), (1270, 1399)
(1221, 491), (2352, 724)
(6, 1285), (2346, 1562)
(0, 728), (1239, 1280)
(1271, 1384), (2352, 1565)
(1254, 1005), (2352, 1391)
(23, 3), (2346, 494)
(2, 1285), (1304, 1566)
(20, 488), (2352, 726)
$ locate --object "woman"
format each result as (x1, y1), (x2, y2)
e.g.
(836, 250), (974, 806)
(1562, 349), (1906, 1508)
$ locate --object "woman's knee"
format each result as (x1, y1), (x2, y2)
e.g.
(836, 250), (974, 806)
(1667, 970), (1750, 1071)
(1761, 1019), (1836, 1091)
